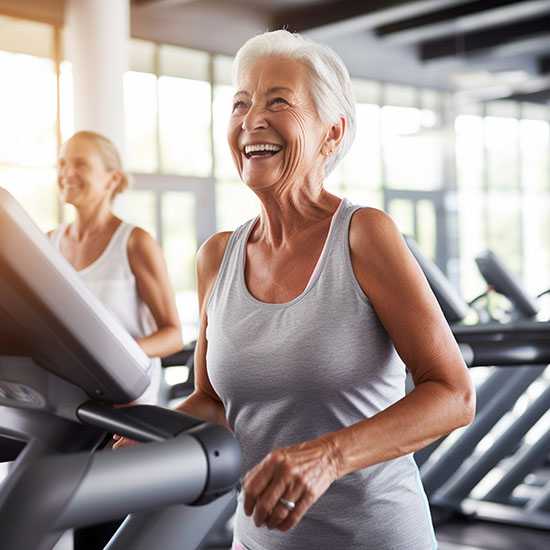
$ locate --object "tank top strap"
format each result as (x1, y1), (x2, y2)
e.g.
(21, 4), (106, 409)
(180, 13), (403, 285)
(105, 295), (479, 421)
(207, 220), (256, 312)
(49, 223), (67, 250)
(316, 198), (367, 296)
(317, 198), (360, 265)
(100, 222), (135, 273)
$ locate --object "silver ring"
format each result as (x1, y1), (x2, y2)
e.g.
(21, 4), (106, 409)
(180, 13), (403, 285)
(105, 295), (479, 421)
(278, 497), (296, 511)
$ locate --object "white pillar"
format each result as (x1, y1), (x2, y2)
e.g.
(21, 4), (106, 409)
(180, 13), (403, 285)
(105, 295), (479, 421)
(65, 0), (129, 157)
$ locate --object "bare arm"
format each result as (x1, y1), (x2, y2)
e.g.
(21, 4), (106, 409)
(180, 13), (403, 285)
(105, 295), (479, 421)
(327, 207), (475, 476)
(175, 232), (232, 429)
(127, 228), (183, 358)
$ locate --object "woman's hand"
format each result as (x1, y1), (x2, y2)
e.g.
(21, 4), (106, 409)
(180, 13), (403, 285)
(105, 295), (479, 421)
(243, 436), (341, 532)
(112, 434), (139, 449)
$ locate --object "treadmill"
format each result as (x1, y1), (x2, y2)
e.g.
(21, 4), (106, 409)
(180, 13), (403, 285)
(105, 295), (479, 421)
(0, 186), (241, 550)
(406, 237), (550, 549)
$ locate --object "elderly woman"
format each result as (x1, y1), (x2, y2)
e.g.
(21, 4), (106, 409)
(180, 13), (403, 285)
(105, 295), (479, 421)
(117, 30), (475, 549)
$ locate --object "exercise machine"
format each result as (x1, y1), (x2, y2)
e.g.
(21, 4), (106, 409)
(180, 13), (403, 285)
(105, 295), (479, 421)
(0, 186), (241, 550)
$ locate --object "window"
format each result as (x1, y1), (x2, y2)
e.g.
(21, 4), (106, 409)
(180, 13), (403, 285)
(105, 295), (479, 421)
(124, 71), (158, 173)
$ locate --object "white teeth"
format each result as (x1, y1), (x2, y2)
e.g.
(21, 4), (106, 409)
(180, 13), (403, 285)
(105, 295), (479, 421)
(244, 143), (282, 155)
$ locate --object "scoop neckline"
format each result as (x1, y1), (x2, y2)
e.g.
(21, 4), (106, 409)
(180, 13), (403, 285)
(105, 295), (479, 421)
(239, 199), (346, 308)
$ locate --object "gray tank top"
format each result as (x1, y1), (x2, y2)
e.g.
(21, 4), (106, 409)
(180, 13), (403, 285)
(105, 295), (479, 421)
(207, 199), (437, 550)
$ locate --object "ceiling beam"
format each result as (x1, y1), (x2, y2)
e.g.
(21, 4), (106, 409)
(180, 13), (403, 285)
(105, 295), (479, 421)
(539, 55), (550, 75)
(132, 0), (197, 7)
(503, 88), (550, 103)
(419, 13), (550, 61)
(375, 0), (550, 45)
(270, 0), (468, 37)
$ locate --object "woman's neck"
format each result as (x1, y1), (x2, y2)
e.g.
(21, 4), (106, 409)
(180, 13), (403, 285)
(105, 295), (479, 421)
(253, 184), (341, 248)
(70, 200), (116, 240)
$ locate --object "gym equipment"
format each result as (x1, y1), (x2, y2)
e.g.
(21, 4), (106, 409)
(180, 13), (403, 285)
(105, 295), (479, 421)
(0, 187), (241, 550)
(406, 237), (550, 536)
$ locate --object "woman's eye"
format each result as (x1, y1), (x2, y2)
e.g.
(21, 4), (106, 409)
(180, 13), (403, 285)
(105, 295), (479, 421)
(270, 97), (288, 106)
(232, 100), (247, 112)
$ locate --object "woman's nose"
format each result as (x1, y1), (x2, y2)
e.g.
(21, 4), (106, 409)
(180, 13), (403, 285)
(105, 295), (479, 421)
(241, 104), (268, 132)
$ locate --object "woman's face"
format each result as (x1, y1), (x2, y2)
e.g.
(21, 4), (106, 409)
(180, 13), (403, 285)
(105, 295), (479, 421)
(228, 56), (329, 192)
(57, 137), (116, 207)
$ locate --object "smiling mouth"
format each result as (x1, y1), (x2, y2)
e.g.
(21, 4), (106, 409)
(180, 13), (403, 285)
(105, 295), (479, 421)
(243, 144), (283, 159)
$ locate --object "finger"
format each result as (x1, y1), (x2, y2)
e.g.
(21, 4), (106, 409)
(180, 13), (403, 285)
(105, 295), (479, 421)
(253, 477), (288, 528)
(266, 482), (304, 530)
(113, 437), (138, 449)
(277, 489), (315, 532)
(243, 455), (278, 516)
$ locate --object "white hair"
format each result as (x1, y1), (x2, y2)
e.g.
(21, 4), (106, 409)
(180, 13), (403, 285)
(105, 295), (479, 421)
(233, 29), (356, 175)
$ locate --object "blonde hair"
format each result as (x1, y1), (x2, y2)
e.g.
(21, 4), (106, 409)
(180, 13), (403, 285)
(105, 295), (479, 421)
(67, 131), (131, 199)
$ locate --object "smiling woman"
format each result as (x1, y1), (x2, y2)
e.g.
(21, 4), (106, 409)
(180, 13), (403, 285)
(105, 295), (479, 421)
(160, 29), (475, 550)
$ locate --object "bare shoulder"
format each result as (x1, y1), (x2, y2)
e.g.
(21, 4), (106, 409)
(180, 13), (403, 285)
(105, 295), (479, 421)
(196, 231), (233, 279)
(349, 207), (402, 261)
(127, 226), (161, 261)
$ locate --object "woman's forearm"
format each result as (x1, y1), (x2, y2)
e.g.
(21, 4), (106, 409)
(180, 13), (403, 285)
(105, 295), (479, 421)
(326, 381), (475, 479)
(176, 390), (230, 430)
(137, 325), (183, 358)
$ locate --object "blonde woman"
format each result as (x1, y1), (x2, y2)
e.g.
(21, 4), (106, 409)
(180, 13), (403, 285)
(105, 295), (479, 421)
(51, 131), (182, 404)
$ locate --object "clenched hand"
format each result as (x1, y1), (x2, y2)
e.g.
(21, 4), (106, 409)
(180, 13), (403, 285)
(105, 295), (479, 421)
(243, 436), (341, 532)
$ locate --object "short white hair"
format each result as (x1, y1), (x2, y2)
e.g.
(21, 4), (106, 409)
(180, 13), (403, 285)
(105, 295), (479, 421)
(233, 29), (356, 175)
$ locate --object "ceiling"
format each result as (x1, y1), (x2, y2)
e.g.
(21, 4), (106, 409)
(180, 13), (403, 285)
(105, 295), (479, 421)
(2, 0), (550, 103)
(129, 0), (550, 104)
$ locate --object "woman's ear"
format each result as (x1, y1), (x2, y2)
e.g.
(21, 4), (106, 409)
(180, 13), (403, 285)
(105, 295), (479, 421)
(107, 170), (123, 195)
(322, 116), (346, 156)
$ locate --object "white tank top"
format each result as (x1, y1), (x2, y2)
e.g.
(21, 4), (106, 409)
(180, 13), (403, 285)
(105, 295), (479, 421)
(49, 221), (161, 404)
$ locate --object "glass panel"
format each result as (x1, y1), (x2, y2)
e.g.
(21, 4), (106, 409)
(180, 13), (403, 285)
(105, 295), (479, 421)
(352, 79), (380, 104)
(487, 191), (522, 276)
(158, 76), (212, 176)
(421, 90), (441, 111)
(60, 61), (74, 143)
(216, 180), (260, 231)
(343, 188), (383, 210)
(520, 119), (549, 192)
(0, 15), (53, 58)
(159, 45), (209, 81)
(523, 193), (550, 302)
(384, 84), (416, 107)
(0, 165), (58, 231)
(458, 191), (486, 301)
(0, 52), (57, 166)
(382, 106), (443, 190)
(114, 190), (157, 239)
(417, 199), (436, 261)
(340, 104), (381, 189)
(213, 54), (233, 86)
(522, 103), (549, 122)
(124, 71), (158, 173)
(486, 116), (519, 190)
(129, 39), (156, 74)
(213, 84), (239, 179)
(388, 198), (414, 236)
(486, 100), (518, 119)
(455, 115), (483, 190)
(162, 192), (199, 340)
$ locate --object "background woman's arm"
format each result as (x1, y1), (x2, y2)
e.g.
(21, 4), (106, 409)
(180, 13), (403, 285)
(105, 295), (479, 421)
(128, 227), (183, 358)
